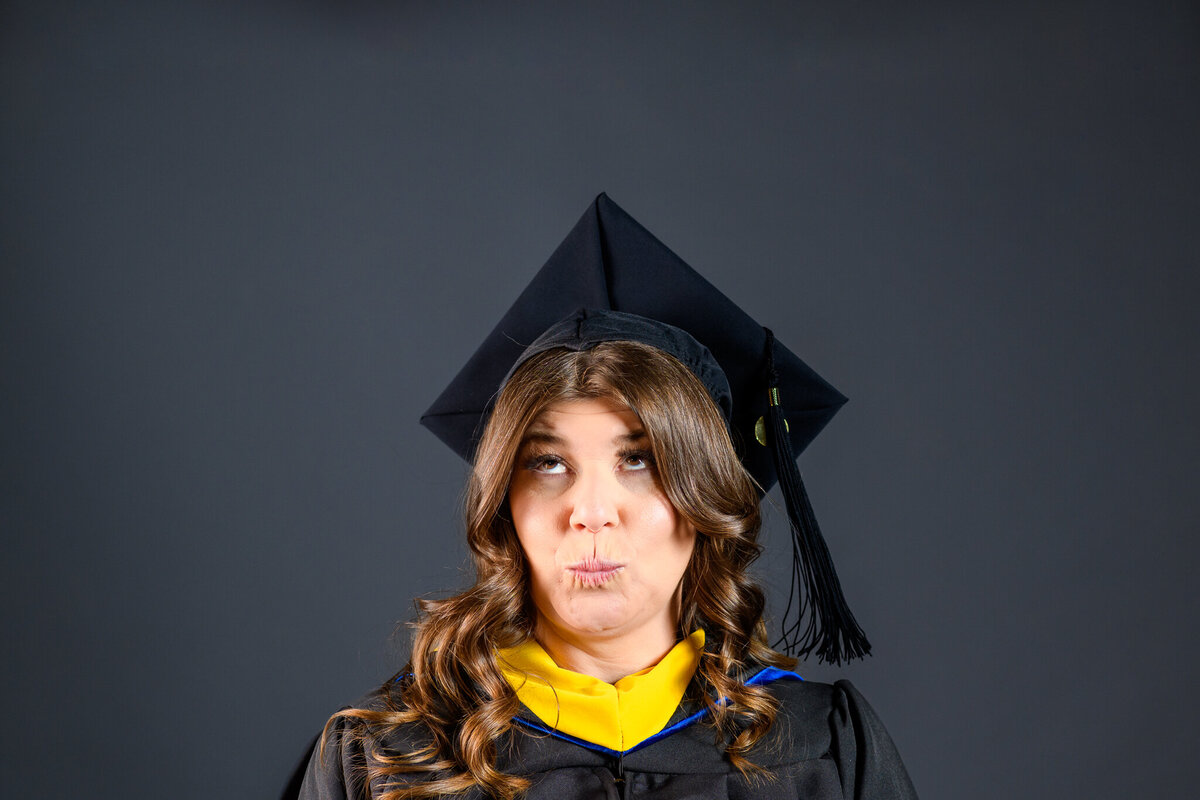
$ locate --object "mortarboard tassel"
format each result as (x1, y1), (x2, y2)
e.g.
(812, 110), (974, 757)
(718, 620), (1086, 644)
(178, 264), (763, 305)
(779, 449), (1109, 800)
(763, 328), (872, 664)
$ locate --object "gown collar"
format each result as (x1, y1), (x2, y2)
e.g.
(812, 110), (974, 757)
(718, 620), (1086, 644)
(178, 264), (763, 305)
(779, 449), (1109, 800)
(497, 630), (705, 753)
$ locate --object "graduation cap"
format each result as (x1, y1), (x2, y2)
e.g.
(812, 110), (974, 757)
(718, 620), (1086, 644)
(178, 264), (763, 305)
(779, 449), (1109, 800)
(421, 193), (869, 664)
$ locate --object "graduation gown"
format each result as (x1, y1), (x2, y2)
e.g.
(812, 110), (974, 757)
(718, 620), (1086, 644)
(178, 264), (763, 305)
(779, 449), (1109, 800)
(298, 670), (918, 800)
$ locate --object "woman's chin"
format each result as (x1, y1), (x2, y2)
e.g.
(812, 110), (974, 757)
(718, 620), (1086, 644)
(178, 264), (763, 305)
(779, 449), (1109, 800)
(555, 597), (637, 637)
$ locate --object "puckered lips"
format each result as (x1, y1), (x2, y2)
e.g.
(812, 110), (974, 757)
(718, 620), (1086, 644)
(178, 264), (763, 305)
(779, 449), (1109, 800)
(566, 558), (625, 588)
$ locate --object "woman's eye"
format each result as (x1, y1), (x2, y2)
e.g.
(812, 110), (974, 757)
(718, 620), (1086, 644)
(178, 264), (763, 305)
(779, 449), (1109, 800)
(530, 456), (567, 474)
(620, 451), (653, 471)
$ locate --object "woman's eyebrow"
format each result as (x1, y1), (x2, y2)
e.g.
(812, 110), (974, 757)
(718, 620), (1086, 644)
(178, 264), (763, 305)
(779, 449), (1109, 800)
(518, 429), (647, 448)
(519, 429), (562, 447)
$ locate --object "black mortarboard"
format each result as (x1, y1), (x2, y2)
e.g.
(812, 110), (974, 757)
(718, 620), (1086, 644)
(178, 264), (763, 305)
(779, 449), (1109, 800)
(421, 193), (869, 663)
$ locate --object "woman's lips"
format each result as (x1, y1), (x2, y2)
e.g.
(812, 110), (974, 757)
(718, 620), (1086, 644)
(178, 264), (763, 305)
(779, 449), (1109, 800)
(566, 558), (625, 587)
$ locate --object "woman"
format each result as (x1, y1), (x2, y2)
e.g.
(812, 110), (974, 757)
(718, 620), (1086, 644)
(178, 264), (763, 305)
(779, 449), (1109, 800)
(300, 196), (917, 799)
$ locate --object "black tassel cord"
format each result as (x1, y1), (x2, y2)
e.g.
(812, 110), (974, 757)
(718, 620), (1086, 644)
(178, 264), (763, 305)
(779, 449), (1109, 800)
(762, 328), (871, 664)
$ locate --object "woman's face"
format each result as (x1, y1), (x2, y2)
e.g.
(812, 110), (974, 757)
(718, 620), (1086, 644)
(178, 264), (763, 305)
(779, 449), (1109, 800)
(508, 397), (697, 648)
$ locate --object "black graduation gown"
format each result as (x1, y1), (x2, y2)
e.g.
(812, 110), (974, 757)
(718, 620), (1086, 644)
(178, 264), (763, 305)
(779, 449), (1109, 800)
(299, 673), (917, 799)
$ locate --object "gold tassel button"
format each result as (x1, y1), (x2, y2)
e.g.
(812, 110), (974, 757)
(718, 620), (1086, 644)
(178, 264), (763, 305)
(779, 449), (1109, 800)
(754, 415), (788, 446)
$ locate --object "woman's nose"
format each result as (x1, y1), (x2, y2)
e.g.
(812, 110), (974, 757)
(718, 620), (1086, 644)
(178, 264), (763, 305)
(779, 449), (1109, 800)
(567, 470), (619, 533)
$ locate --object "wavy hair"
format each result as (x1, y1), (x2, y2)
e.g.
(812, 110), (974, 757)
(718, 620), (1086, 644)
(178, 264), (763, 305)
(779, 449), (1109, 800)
(325, 341), (794, 798)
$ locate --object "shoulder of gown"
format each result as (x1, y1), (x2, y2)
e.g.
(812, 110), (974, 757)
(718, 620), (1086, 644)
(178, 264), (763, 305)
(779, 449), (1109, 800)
(297, 685), (429, 800)
(744, 677), (918, 800)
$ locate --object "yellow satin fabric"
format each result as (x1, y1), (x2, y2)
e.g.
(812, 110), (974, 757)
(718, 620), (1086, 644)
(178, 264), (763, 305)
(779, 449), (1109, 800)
(497, 630), (705, 752)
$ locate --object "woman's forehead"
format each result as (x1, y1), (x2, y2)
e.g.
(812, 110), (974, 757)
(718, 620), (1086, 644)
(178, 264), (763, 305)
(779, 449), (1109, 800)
(524, 398), (644, 439)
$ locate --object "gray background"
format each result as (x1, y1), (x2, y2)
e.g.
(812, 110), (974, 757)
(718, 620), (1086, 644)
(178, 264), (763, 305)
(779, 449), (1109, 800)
(3, 1), (1197, 798)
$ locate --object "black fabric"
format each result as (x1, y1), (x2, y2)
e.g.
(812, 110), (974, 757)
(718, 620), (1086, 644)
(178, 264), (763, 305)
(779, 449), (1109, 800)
(298, 678), (918, 800)
(504, 308), (734, 423)
(420, 193), (847, 495)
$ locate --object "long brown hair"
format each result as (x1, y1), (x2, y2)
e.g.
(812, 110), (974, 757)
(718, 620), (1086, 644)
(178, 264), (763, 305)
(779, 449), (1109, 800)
(326, 341), (793, 798)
